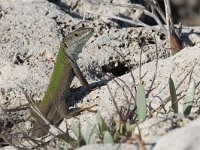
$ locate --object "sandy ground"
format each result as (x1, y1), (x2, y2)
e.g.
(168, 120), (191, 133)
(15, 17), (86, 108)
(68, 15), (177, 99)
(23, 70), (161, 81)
(0, 0), (200, 149)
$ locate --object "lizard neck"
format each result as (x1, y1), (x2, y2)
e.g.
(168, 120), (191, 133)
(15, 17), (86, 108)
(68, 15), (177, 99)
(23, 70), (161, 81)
(64, 42), (85, 61)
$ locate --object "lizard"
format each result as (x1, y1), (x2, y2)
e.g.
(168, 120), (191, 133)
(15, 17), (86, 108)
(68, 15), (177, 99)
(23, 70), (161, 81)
(31, 27), (94, 138)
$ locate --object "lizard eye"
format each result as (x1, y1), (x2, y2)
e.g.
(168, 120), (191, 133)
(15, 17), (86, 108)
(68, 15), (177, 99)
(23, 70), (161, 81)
(74, 33), (78, 37)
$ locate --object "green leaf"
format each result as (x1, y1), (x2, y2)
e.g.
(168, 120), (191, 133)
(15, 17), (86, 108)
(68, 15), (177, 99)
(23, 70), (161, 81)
(57, 133), (76, 148)
(84, 121), (96, 144)
(169, 76), (178, 113)
(136, 83), (147, 121)
(126, 121), (135, 136)
(103, 131), (114, 144)
(183, 79), (195, 116)
(113, 113), (120, 132)
(63, 143), (69, 150)
(56, 139), (60, 150)
(71, 121), (80, 140)
(71, 121), (86, 147)
(93, 124), (100, 138)
(96, 111), (108, 133)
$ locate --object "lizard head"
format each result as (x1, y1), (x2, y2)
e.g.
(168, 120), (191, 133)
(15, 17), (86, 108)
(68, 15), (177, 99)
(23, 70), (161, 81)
(63, 27), (94, 61)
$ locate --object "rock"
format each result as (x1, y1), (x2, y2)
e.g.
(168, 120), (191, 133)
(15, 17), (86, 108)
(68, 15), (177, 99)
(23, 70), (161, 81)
(154, 117), (200, 150)
(0, 146), (16, 150)
(76, 144), (142, 150)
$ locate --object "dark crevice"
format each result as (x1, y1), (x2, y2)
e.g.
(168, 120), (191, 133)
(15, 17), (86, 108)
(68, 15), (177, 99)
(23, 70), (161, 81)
(101, 61), (131, 77)
(14, 56), (24, 65)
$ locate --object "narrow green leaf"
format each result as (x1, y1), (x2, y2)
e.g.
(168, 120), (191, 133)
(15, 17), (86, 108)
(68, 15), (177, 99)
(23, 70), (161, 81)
(96, 111), (108, 132)
(93, 125), (100, 138)
(56, 139), (60, 150)
(63, 143), (69, 150)
(113, 131), (119, 142)
(84, 121), (96, 144)
(183, 79), (195, 116)
(113, 114), (120, 132)
(71, 121), (80, 140)
(57, 133), (76, 148)
(71, 122), (86, 146)
(126, 121), (135, 136)
(136, 83), (147, 121)
(103, 131), (114, 144)
(169, 76), (178, 113)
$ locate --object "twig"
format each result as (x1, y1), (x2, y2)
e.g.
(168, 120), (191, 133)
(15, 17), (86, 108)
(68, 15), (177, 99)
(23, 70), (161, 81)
(85, 10), (165, 34)
(111, 2), (166, 32)
(106, 84), (123, 121)
(164, 0), (172, 48)
(112, 49), (137, 103)
(0, 105), (38, 147)
(146, 35), (159, 98)
(17, 85), (67, 138)
(154, 62), (198, 114)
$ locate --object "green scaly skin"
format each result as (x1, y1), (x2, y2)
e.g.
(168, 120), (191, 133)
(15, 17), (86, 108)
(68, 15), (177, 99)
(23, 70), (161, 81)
(31, 28), (94, 137)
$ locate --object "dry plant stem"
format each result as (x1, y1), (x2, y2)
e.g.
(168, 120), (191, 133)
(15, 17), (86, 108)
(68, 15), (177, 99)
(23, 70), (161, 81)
(167, 92), (185, 113)
(97, 70), (136, 104)
(113, 76), (136, 104)
(0, 105), (39, 147)
(0, 134), (29, 150)
(113, 49), (137, 101)
(6, 131), (52, 150)
(168, 71), (200, 113)
(106, 85), (122, 121)
(85, 10), (165, 34)
(133, 134), (146, 150)
(164, 0), (182, 54)
(151, 6), (163, 27)
(5, 105), (28, 112)
(111, 74), (135, 104)
(103, 73), (130, 104)
(146, 35), (159, 98)
(164, 0), (174, 30)
(164, 0), (172, 48)
(18, 85), (96, 147)
(133, 123), (146, 150)
(20, 86), (79, 148)
(175, 62), (197, 91)
(170, 31), (183, 55)
(144, 0), (166, 23)
(154, 62), (197, 114)
(17, 85), (66, 139)
(110, 2), (166, 32)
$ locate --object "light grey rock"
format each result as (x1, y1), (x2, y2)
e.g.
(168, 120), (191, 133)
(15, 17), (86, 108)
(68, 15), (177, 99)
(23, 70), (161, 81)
(0, 146), (16, 150)
(137, 114), (195, 144)
(76, 144), (140, 150)
(154, 117), (200, 150)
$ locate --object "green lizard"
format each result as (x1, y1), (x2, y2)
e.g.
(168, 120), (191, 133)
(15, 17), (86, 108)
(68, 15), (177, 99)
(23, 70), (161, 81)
(31, 27), (94, 138)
